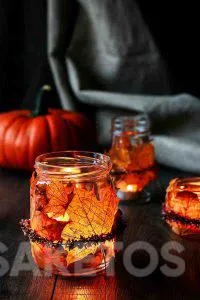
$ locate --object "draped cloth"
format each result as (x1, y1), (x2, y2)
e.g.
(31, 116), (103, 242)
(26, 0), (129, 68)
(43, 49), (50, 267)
(47, 0), (200, 173)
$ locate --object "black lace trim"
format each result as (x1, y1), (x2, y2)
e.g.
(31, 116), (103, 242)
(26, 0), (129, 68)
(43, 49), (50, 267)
(20, 212), (125, 250)
(162, 205), (200, 228)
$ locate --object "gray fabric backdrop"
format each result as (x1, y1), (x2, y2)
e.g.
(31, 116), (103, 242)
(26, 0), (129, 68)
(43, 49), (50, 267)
(47, 0), (200, 173)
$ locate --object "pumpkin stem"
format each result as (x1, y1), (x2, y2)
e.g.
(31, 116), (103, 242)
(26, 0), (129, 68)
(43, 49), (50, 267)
(31, 85), (52, 117)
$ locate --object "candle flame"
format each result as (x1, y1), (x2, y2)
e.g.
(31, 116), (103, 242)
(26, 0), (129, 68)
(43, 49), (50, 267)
(126, 184), (138, 192)
(62, 167), (80, 174)
(117, 180), (138, 192)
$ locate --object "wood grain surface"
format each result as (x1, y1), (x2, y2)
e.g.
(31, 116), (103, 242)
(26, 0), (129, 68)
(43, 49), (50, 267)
(0, 167), (200, 300)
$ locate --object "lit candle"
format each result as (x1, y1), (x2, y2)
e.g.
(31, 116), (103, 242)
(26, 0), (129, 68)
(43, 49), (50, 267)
(116, 180), (139, 201)
(108, 114), (157, 202)
(163, 177), (200, 236)
(126, 184), (138, 192)
(60, 167), (81, 174)
(116, 179), (138, 192)
(23, 151), (120, 276)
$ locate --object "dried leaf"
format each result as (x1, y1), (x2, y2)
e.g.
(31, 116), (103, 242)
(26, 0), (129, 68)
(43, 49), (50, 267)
(61, 186), (119, 241)
(66, 244), (100, 265)
(43, 180), (74, 220)
(30, 172), (37, 198)
(31, 211), (66, 240)
(31, 242), (67, 272)
(65, 240), (114, 268)
(137, 143), (155, 169)
(33, 179), (119, 264)
(33, 182), (50, 212)
(109, 141), (155, 172)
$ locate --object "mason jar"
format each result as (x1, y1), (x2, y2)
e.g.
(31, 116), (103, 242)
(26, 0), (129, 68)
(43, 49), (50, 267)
(108, 114), (157, 202)
(163, 177), (200, 236)
(24, 151), (120, 276)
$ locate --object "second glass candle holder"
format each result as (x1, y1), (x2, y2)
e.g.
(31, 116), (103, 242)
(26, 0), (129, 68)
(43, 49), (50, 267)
(108, 114), (157, 202)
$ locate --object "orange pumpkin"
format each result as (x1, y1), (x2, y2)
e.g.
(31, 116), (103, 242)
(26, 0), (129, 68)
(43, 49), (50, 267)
(0, 85), (95, 170)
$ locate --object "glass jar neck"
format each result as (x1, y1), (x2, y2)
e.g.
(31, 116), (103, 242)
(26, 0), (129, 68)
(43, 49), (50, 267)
(35, 151), (111, 182)
(112, 114), (150, 137)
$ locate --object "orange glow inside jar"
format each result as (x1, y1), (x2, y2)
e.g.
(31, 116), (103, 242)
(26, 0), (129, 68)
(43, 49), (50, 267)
(27, 151), (120, 276)
(163, 177), (200, 236)
(108, 115), (157, 201)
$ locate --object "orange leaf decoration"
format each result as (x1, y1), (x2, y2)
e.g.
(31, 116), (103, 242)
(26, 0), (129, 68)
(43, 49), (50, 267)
(31, 179), (119, 266)
(30, 172), (37, 198)
(61, 184), (118, 265)
(61, 186), (119, 241)
(31, 211), (67, 240)
(137, 143), (155, 170)
(31, 242), (67, 273)
(43, 180), (74, 221)
(65, 239), (114, 266)
(65, 243), (101, 266)
(109, 138), (155, 172)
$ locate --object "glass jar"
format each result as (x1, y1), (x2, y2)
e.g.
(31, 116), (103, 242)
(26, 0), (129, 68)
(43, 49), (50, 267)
(108, 114), (157, 202)
(27, 151), (119, 276)
(163, 177), (200, 236)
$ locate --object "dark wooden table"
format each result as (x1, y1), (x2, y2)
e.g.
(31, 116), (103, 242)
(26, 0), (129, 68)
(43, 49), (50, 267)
(0, 167), (200, 300)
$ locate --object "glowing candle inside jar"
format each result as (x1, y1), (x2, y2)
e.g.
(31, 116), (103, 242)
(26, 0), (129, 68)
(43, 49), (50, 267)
(126, 184), (138, 192)
(116, 180), (139, 201)
(117, 180), (138, 193)
(108, 114), (157, 202)
(163, 177), (200, 236)
(61, 167), (81, 174)
(27, 151), (120, 277)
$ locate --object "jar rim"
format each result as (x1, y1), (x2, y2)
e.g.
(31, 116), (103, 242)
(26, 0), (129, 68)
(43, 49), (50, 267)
(168, 177), (200, 192)
(112, 113), (150, 134)
(35, 151), (111, 180)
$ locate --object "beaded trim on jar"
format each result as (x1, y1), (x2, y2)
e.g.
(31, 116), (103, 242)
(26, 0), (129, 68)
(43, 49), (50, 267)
(20, 211), (125, 250)
(162, 204), (200, 228)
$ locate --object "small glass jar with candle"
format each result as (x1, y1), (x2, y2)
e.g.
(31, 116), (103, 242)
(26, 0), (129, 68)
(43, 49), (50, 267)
(163, 177), (200, 236)
(108, 114), (157, 202)
(21, 151), (120, 276)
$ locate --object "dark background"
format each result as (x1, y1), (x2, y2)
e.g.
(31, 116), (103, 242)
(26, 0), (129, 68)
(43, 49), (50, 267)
(0, 0), (57, 112)
(0, 0), (199, 112)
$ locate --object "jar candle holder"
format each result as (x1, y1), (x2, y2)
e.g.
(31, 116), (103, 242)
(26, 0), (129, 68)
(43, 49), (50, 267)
(162, 177), (200, 236)
(108, 114), (157, 202)
(20, 151), (120, 276)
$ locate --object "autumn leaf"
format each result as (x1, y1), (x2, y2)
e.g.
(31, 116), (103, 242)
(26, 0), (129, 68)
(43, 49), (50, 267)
(31, 242), (68, 273)
(96, 185), (120, 234)
(33, 182), (49, 212)
(109, 147), (131, 171)
(62, 185), (119, 241)
(109, 141), (155, 172)
(32, 179), (119, 265)
(31, 211), (67, 240)
(65, 240), (114, 267)
(43, 180), (74, 221)
(65, 244), (100, 266)
(61, 189), (99, 239)
(30, 172), (37, 198)
(137, 143), (155, 169)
